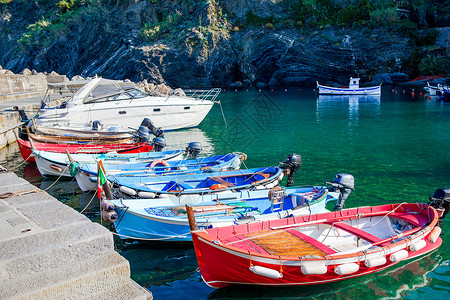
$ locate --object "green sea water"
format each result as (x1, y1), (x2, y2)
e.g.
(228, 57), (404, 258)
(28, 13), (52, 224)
(1, 87), (449, 299)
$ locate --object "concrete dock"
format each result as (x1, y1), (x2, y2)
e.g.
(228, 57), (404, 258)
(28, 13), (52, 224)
(0, 168), (152, 299)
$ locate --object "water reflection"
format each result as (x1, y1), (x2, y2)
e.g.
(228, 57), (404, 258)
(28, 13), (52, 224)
(207, 253), (441, 299)
(316, 94), (381, 125)
(163, 128), (215, 155)
(117, 242), (198, 286)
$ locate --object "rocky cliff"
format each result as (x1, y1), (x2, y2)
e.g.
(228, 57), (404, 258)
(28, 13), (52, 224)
(0, 0), (448, 87)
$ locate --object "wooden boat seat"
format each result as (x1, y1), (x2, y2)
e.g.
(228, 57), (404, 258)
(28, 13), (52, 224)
(327, 222), (382, 244)
(166, 181), (193, 192)
(223, 235), (270, 255)
(250, 173), (270, 185)
(285, 228), (337, 255)
(209, 177), (235, 187)
(229, 229), (334, 257)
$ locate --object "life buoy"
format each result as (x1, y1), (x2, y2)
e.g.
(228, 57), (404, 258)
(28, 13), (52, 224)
(210, 184), (228, 190)
(149, 159), (170, 171)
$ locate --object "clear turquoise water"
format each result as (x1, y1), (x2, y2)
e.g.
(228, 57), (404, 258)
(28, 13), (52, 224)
(1, 87), (449, 299)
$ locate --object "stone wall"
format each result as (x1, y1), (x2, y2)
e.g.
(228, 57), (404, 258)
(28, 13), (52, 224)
(0, 68), (68, 102)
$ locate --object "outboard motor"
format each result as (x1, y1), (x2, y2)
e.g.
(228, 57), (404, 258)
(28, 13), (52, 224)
(186, 142), (202, 159)
(153, 137), (166, 152)
(429, 188), (450, 221)
(327, 173), (354, 211)
(279, 154), (302, 187)
(92, 120), (101, 131)
(137, 126), (151, 143)
(140, 118), (164, 137)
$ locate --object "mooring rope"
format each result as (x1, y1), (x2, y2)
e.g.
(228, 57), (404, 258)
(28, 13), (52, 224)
(110, 230), (191, 241)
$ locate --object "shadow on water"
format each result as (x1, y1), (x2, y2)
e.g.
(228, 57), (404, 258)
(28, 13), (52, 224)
(116, 240), (198, 287)
(207, 254), (442, 299)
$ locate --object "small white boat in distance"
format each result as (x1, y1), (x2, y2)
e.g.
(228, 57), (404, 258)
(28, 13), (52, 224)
(424, 82), (445, 96)
(36, 78), (221, 131)
(317, 77), (381, 95)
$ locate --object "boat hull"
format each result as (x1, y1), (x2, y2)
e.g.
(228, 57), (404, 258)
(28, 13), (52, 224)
(111, 187), (334, 242)
(36, 99), (214, 131)
(192, 234), (441, 288)
(17, 138), (153, 163)
(317, 84), (381, 95)
(34, 150), (184, 177)
(75, 153), (242, 192)
(191, 203), (442, 288)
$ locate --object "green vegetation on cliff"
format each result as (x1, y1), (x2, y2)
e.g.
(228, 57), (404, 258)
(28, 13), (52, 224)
(0, 0), (448, 82)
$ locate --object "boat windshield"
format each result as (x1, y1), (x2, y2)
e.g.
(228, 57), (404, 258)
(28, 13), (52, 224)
(83, 88), (147, 104)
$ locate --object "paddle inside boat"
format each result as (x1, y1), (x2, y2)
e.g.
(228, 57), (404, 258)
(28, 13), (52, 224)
(188, 184), (448, 288)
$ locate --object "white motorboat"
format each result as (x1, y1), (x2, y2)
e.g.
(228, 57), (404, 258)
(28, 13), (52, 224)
(424, 82), (445, 96)
(317, 77), (381, 95)
(35, 78), (221, 131)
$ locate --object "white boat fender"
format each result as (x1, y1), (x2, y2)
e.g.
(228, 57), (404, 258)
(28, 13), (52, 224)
(102, 210), (118, 223)
(138, 191), (156, 199)
(278, 173), (283, 181)
(159, 193), (177, 198)
(410, 239), (427, 252)
(119, 186), (137, 196)
(389, 250), (408, 263)
(429, 226), (441, 244)
(249, 265), (283, 279)
(265, 182), (275, 189)
(334, 263), (359, 275)
(101, 199), (115, 211)
(364, 256), (386, 268)
(255, 185), (267, 190)
(301, 262), (327, 275)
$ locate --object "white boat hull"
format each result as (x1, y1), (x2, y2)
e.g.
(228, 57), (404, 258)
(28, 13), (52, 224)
(317, 84), (381, 95)
(36, 99), (214, 131)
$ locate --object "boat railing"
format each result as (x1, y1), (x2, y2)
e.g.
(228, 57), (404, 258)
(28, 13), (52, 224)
(183, 88), (222, 102)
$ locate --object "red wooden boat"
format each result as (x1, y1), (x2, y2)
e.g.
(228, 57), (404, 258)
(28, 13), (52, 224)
(189, 189), (448, 288)
(17, 138), (153, 163)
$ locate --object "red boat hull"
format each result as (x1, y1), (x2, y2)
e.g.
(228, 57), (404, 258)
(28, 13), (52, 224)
(17, 138), (153, 163)
(191, 203), (442, 288)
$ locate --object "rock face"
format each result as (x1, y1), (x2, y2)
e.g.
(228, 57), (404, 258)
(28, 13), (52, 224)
(0, 1), (446, 87)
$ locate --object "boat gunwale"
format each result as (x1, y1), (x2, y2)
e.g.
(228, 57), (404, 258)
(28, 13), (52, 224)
(193, 203), (439, 264)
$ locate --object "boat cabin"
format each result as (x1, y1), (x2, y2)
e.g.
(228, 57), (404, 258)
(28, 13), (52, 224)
(349, 77), (360, 89)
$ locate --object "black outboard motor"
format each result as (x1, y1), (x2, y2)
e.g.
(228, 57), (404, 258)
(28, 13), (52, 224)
(279, 154), (302, 187)
(153, 137), (166, 152)
(92, 120), (101, 131)
(429, 188), (450, 221)
(140, 118), (164, 137)
(186, 142), (202, 159)
(137, 126), (151, 143)
(326, 173), (354, 211)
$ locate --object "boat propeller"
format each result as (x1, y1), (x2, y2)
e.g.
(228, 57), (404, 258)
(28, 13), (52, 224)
(429, 188), (450, 221)
(326, 173), (355, 211)
(279, 154), (302, 187)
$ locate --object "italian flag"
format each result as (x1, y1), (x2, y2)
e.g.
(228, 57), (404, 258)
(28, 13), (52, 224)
(97, 160), (107, 199)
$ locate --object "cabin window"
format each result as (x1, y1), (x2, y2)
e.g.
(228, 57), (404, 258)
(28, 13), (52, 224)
(119, 111), (126, 115)
(184, 106), (190, 110)
(153, 108), (161, 112)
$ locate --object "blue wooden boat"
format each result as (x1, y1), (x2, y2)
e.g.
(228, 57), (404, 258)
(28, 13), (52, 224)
(74, 153), (244, 192)
(33, 148), (184, 177)
(109, 166), (284, 197)
(106, 185), (339, 242)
